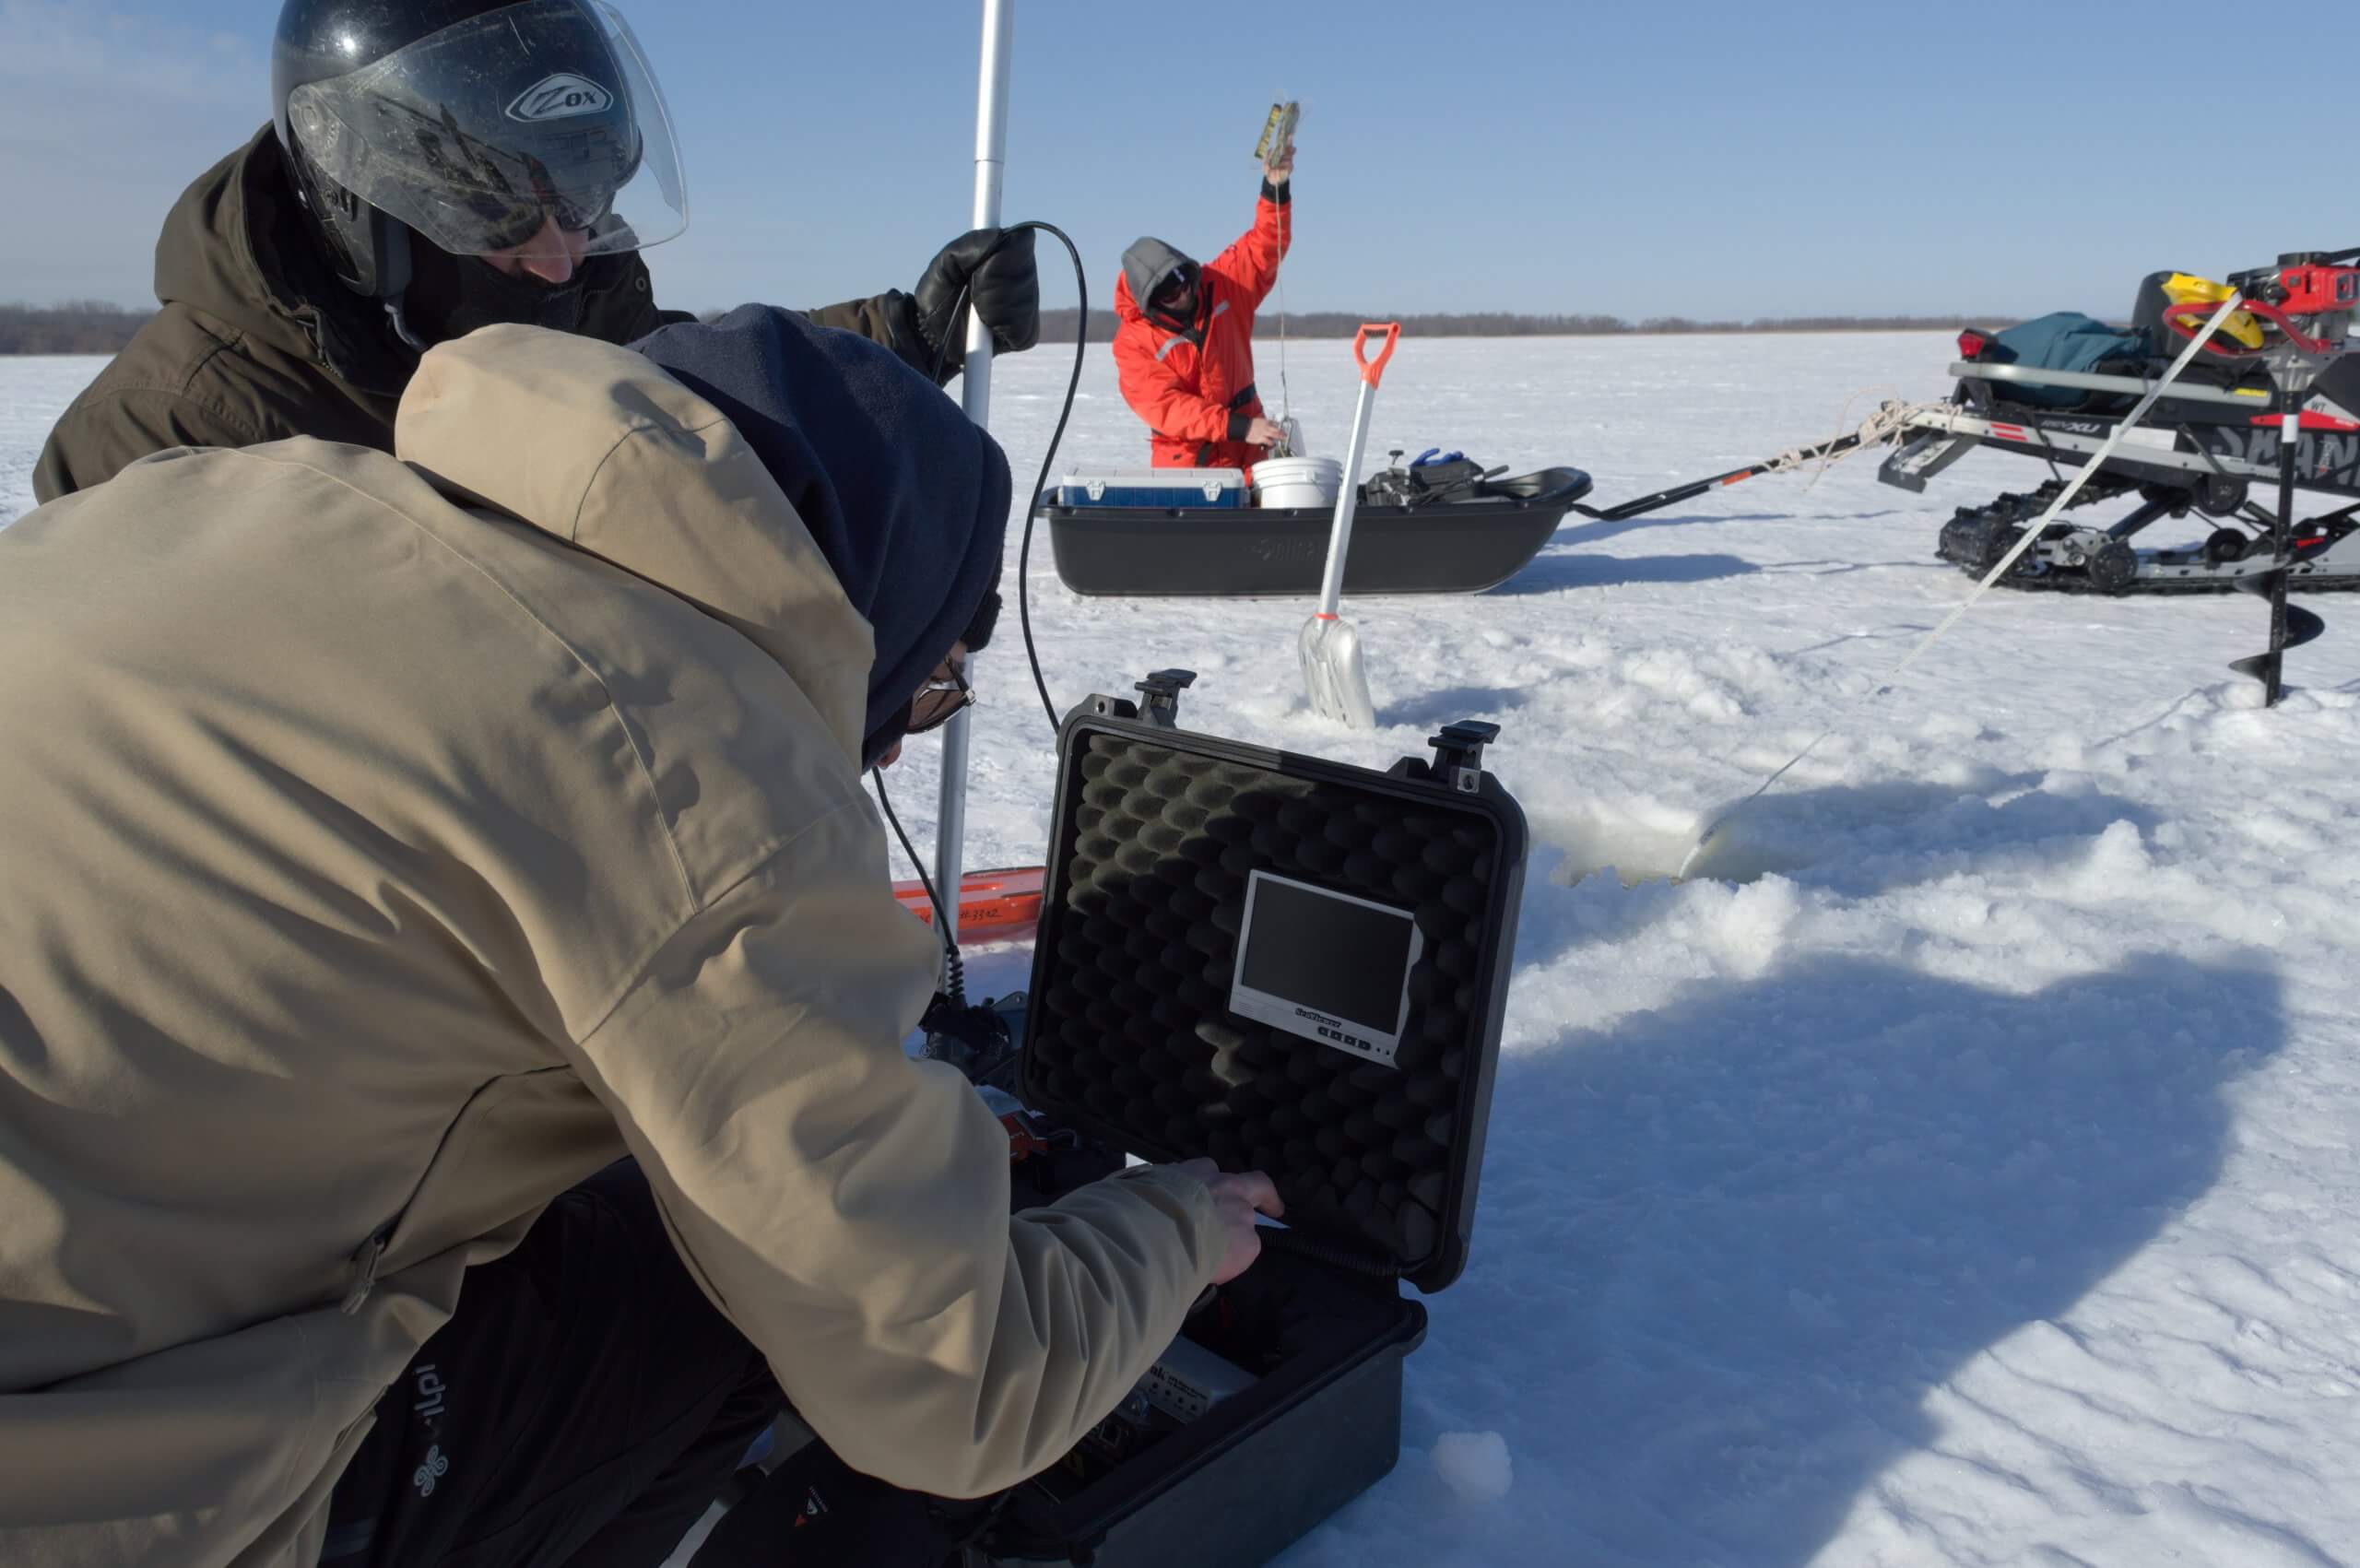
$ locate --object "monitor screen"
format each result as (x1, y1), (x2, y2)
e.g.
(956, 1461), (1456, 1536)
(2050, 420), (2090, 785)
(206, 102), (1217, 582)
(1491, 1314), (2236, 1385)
(1228, 871), (1422, 1066)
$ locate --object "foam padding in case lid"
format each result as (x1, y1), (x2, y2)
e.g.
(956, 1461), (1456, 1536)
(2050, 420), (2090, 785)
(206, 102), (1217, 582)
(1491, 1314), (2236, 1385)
(1021, 721), (1523, 1291)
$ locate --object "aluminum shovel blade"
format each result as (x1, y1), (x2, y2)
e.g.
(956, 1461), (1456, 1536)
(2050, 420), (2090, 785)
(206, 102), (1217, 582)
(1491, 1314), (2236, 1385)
(1298, 614), (1377, 728)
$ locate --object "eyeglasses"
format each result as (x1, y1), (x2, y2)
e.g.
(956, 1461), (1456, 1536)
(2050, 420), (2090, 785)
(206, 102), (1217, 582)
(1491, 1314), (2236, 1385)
(906, 657), (974, 737)
(469, 186), (616, 252)
(1150, 269), (1194, 310)
(460, 151), (620, 252)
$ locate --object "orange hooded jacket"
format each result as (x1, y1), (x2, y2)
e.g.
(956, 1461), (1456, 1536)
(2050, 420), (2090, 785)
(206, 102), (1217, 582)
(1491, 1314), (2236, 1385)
(1113, 182), (1291, 471)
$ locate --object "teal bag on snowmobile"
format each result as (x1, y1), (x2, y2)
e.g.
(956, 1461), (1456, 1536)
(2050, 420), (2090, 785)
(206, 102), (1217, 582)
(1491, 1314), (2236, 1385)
(1981, 312), (2152, 407)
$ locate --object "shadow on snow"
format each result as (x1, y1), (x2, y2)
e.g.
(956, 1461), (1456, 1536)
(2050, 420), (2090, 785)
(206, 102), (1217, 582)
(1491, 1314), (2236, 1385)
(1283, 948), (2284, 1568)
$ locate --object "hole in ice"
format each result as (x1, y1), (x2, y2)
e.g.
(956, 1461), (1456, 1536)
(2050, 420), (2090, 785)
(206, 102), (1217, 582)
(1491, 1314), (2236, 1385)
(1540, 802), (1806, 889)
(1541, 776), (2026, 889)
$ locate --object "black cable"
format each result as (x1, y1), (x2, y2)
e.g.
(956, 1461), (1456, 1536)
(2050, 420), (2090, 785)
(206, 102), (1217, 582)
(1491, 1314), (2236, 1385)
(927, 220), (1088, 738)
(872, 769), (963, 1005)
(889, 221), (1091, 1019)
(1012, 224), (1088, 739)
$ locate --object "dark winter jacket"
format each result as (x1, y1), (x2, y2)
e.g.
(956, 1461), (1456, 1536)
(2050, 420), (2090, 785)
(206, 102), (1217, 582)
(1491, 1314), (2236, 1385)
(1111, 181), (1292, 471)
(30, 127), (927, 503)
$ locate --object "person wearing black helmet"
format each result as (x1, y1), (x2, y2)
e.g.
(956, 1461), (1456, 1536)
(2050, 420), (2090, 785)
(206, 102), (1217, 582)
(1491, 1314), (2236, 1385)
(30, 0), (1040, 503)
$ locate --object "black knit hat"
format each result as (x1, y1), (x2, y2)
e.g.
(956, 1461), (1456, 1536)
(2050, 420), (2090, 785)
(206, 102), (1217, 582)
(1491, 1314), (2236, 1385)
(962, 586), (1002, 654)
(631, 305), (1011, 768)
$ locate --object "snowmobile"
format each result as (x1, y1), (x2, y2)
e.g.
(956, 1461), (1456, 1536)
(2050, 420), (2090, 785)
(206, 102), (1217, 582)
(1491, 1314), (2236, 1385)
(1877, 252), (2360, 595)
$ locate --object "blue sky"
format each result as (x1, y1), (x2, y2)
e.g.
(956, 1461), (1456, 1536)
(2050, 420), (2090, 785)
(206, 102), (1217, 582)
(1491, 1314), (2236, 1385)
(2, 0), (2353, 321)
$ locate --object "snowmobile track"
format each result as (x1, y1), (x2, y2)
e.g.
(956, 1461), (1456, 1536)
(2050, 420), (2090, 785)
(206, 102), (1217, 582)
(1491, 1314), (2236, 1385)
(1935, 479), (2360, 596)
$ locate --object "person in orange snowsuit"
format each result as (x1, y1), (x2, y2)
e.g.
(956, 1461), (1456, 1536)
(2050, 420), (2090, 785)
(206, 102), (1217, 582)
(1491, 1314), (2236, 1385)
(1112, 146), (1293, 472)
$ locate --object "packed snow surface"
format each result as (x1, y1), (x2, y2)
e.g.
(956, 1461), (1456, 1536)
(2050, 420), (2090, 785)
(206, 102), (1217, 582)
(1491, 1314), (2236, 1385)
(8, 334), (2359, 1567)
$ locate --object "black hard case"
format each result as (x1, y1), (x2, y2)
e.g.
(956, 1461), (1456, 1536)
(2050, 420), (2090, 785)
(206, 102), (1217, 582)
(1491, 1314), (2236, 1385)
(982, 686), (1528, 1567)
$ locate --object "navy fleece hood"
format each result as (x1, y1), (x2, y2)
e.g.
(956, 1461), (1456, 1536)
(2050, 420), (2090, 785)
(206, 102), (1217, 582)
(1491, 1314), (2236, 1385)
(631, 305), (1009, 769)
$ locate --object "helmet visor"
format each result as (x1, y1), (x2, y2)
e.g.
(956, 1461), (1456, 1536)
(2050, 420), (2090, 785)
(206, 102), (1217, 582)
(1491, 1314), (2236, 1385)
(286, 0), (686, 262)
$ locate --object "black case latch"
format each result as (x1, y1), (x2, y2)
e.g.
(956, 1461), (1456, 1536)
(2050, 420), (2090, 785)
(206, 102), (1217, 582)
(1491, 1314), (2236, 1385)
(1133, 669), (1198, 729)
(1427, 721), (1500, 794)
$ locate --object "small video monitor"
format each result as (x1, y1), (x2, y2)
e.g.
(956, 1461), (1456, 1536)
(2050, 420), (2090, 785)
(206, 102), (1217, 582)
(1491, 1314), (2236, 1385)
(1227, 870), (1422, 1067)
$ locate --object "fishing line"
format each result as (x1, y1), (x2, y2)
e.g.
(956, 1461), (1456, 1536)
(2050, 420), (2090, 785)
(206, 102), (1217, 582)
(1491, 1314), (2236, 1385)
(1275, 162), (1292, 447)
(1675, 294), (2249, 879)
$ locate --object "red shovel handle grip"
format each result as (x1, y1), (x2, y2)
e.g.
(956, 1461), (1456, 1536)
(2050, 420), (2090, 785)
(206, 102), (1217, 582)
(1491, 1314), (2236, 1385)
(1354, 322), (1401, 387)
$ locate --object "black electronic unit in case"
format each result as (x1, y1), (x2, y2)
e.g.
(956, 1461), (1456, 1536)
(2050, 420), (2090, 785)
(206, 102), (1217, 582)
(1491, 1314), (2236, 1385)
(978, 674), (1528, 1568)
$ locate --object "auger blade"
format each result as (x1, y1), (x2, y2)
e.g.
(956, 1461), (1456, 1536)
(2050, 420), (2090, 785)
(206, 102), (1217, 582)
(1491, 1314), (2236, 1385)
(2228, 569), (2327, 700)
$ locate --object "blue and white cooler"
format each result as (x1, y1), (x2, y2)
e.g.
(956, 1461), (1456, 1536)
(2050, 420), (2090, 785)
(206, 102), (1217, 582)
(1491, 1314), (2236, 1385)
(1054, 469), (1249, 510)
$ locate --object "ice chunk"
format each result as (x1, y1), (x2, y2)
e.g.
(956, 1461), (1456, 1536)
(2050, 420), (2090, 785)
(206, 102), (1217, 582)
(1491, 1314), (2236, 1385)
(1430, 1430), (1513, 1503)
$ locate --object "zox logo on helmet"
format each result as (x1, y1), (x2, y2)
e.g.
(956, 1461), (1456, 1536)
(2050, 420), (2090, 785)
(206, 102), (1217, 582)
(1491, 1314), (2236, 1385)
(507, 72), (615, 123)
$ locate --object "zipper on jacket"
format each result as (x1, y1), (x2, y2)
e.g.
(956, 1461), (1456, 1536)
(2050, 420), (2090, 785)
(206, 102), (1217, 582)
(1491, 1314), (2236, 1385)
(334, 1075), (516, 1315)
(340, 1228), (391, 1315)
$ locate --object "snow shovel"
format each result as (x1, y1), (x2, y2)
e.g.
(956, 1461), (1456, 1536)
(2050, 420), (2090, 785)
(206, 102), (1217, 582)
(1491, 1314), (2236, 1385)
(1298, 322), (1399, 727)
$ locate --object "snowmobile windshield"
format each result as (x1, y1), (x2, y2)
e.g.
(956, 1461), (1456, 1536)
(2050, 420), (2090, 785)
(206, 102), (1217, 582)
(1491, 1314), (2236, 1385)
(285, 0), (686, 263)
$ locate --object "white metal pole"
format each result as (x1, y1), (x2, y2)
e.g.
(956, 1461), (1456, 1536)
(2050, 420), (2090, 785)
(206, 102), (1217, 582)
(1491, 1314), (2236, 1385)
(932, 0), (1011, 955)
(962, 0), (1011, 424)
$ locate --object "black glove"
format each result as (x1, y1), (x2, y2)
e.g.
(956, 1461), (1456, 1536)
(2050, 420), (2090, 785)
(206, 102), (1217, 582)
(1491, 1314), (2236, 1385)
(909, 227), (1040, 380)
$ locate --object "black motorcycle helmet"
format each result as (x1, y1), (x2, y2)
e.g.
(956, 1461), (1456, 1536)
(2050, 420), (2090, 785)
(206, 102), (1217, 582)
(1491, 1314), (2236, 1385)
(271, 0), (687, 304)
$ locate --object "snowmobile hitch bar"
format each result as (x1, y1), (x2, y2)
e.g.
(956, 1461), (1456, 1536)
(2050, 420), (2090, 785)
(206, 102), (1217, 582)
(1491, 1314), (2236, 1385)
(1573, 432), (1869, 524)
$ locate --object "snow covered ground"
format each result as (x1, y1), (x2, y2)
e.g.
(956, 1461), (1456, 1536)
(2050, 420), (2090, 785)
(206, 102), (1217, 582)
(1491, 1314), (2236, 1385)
(0, 358), (92, 514)
(9, 333), (2359, 1567)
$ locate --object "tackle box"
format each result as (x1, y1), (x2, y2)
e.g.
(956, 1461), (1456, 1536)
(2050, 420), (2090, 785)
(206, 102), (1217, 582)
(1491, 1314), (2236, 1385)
(980, 671), (1528, 1568)
(1054, 470), (1250, 510)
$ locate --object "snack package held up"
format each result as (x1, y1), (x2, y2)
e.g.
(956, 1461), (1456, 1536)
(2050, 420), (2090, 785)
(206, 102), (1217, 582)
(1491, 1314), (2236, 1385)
(1255, 100), (1300, 167)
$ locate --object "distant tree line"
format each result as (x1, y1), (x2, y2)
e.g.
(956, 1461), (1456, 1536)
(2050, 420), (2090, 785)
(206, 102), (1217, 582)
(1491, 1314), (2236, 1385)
(0, 301), (155, 354)
(1036, 308), (1985, 342)
(3, 300), (1990, 356)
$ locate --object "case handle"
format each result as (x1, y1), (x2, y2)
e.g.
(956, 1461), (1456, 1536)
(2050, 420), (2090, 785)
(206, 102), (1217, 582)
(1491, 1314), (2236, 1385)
(1134, 668), (1198, 728)
(1428, 720), (1501, 792)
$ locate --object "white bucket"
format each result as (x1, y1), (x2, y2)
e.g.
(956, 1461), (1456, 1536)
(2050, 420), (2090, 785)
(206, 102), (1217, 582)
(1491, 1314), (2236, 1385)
(1253, 455), (1344, 510)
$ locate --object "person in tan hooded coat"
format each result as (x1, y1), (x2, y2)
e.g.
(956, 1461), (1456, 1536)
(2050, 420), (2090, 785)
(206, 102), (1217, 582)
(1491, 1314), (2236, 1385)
(0, 312), (1278, 1567)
